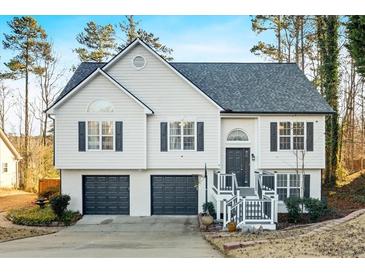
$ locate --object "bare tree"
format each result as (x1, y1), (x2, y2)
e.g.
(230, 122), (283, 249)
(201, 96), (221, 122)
(0, 82), (15, 131)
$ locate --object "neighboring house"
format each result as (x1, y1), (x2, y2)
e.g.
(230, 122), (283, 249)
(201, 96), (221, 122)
(47, 39), (333, 229)
(0, 129), (22, 188)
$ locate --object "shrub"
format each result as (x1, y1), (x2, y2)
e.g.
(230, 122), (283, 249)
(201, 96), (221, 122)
(50, 194), (71, 219)
(7, 206), (56, 226)
(284, 197), (303, 223)
(303, 198), (330, 222)
(202, 202), (216, 218)
(39, 187), (60, 200)
(61, 210), (81, 226)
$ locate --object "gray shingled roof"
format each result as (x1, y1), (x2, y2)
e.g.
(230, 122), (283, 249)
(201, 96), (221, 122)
(55, 61), (333, 113)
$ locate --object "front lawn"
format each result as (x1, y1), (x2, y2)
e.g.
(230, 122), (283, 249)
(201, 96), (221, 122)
(0, 191), (37, 213)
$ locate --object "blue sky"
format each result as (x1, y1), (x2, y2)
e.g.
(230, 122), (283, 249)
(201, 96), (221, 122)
(0, 16), (274, 134)
(0, 15), (273, 68)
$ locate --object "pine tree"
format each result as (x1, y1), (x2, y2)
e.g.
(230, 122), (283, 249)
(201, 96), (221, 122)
(118, 16), (173, 61)
(346, 16), (365, 78)
(3, 16), (48, 188)
(75, 21), (117, 62)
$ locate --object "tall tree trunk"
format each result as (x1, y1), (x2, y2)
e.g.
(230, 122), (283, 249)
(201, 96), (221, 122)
(295, 16), (300, 65)
(277, 15), (282, 63)
(300, 16), (305, 71)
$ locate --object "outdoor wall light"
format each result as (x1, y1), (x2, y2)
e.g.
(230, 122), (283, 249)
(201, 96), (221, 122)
(251, 153), (256, 161)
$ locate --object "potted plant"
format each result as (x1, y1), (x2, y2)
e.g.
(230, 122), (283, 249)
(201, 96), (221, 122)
(227, 220), (237, 232)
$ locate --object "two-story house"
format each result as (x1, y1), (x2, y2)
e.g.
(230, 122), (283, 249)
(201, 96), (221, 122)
(47, 39), (333, 229)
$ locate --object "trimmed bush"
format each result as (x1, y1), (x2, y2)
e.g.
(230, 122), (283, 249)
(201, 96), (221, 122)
(60, 210), (81, 226)
(50, 194), (70, 219)
(202, 202), (216, 218)
(303, 198), (330, 222)
(7, 206), (56, 226)
(284, 197), (303, 223)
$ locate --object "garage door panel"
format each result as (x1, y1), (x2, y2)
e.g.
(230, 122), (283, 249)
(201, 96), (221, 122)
(83, 175), (130, 215)
(151, 175), (198, 215)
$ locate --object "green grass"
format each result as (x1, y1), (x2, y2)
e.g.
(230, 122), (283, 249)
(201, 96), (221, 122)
(6, 206), (81, 226)
(7, 206), (57, 226)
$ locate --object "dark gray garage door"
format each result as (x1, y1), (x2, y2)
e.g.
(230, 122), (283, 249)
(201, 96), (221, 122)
(151, 175), (198, 215)
(83, 175), (129, 215)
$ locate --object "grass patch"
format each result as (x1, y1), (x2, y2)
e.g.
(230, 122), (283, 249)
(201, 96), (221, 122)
(6, 206), (80, 226)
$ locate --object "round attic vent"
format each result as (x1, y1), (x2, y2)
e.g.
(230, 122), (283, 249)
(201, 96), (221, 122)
(133, 55), (146, 69)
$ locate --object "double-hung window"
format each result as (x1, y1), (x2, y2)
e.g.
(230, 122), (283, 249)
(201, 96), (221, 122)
(87, 121), (114, 151)
(169, 121), (195, 151)
(293, 122), (305, 150)
(276, 174), (302, 201)
(279, 121), (305, 150)
(279, 122), (291, 150)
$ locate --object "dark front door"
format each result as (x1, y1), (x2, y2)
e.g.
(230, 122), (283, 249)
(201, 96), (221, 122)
(226, 148), (250, 187)
(151, 175), (198, 215)
(83, 175), (130, 215)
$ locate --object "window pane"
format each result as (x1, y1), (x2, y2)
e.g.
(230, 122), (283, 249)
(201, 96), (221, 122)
(183, 136), (195, 150)
(102, 121), (113, 135)
(279, 122), (291, 135)
(88, 121), (99, 135)
(277, 174), (287, 187)
(88, 136), (100, 149)
(227, 129), (249, 141)
(293, 122), (304, 136)
(293, 137), (304, 150)
(88, 100), (114, 112)
(290, 174), (300, 187)
(277, 188), (287, 201)
(169, 136), (181, 150)
(280, 137), (291, 150)
(290, 188), (300, 198)
(102, 136), (113, 150)
(169, 122), (181, 135)
(183, 122), (195, 135)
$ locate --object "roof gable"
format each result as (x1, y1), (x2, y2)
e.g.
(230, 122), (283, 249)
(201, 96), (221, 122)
(47, 68), (153, 114)
(0, 129), (22, 160)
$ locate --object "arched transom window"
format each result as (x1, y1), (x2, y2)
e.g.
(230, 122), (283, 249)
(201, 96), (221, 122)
(87, 99), (114, 112)
(227, 129), (249, 142)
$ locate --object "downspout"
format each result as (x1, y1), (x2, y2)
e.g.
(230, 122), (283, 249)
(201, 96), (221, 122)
(48, 114), (61, 193)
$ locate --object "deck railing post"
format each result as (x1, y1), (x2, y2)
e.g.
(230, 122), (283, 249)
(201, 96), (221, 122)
(242, 198), (246, 225)
(271, 198), (275, 224)
(223, 199), (227, 227)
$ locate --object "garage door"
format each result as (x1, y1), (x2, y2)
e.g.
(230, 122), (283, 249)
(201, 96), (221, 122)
(151, 175), (198, 215)
(83, 175), (129, 215)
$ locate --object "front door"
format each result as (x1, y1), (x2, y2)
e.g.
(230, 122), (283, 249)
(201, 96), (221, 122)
(226, 148), (250, 187)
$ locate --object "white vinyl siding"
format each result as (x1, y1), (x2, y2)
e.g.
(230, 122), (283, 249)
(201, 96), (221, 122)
(0, 139), (18, 188)
(106, 44), (220, 169)
(259, 115), (325, 169)
(54, 74), (146, 169)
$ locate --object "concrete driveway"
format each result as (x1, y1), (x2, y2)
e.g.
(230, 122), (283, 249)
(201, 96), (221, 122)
(0, 215), (222, 258)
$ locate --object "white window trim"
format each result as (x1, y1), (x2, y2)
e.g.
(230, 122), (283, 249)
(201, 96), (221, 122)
(167, 120), (197, 152)
(275, 173), (303, 202)
(131, 55), (147, 70)
(87, 99), (114, 113)
(278, 121), (307, 152)
(86, 120), (115, 152)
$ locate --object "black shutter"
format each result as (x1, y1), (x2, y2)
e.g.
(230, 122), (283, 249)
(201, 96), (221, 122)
(306, 122), (314, 151)
(160, 122), (168, 152)
(304, 174), (310, 198)
(78, 121), (86, 152)
(197, 122), (204, 151)
(115, 121), (123, 151)
(270, 122), (278, 151)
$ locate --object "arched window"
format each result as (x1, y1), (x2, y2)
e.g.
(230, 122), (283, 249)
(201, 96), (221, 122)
(227, 129), (249, 142)
(87, 100), (114, 112)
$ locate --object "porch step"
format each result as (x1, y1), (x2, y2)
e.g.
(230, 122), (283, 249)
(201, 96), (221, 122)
(238, 187), (256, 197)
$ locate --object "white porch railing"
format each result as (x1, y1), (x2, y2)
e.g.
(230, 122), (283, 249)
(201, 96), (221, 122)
(213, 172), (238, 196)
(221, 170), (278, 229)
